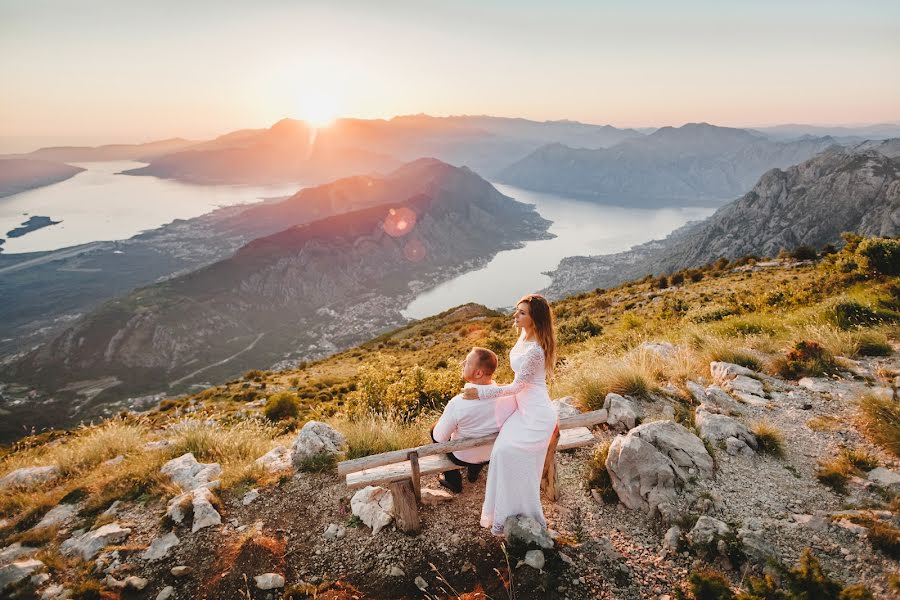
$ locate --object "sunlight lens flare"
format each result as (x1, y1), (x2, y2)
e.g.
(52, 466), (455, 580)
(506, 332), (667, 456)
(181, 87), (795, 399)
(299, 92), (338, 128)
(383, 207), (417, 237)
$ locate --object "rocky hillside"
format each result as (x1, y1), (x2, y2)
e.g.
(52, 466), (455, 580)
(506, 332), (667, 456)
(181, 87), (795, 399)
(0, 138), (197, 164)
(0, 159), (85, 199)
(6, 159), (550, 427)
(497, 123), (837, 207)
(0, 241), (897, 598)
(545, 146), (900, 297)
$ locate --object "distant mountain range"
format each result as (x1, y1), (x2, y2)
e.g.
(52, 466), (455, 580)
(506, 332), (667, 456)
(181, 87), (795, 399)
(752, 123), (900, 141)
(116, 115), (642, 185)
(0, 138), (196, 163)
(544, 144), (900, 297)
(0, 158), (85, 199)
(497, 123), (839, 207)
(7, 159), (551, 423)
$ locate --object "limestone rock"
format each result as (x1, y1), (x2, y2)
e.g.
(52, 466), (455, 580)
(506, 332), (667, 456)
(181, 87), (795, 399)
(552, 396), (581, 418)
(60, 523), (132, 560)
(35, 504), (77, 529)
(695, 407), (757, 450)
(725, 437), (754, 457)
(638, 341), (678, 360)
(144, 440), (173, 451)
(157, 586), (175, 600)
(323, 523), (346, 540)
(142, 531), (180, 561)
(663, 526), (682, 552)
(688, 516), (730, 550)
(0, 558), (44, 591)
(0, 466), (59, 490)
(738, 527), (779, 565)
(254, 573), (285, 590)
(605, 421), (713, 517)
(414, 576), (428, 591)
(867, 467), (900, 492)
(710, 361), (758, 384)
(255, 445), (292, 472)
(242, 489), (260, 505)
(687, 382), (742, 414)
(388, 565), (405, 577)
(604, 393), (639, 431)
(421, 487), (454, 505)
(124, 576), (148, 591)
(350, 486), (394, 534)
(504, 515), (554, 549)
(171, 565), (192, 577)
(191, 486), (222, 532)
(0, 543), (38, 564)
(291, 421), (346, 468)
(161, 453), (222, 491)
(523, 549), (545, 570)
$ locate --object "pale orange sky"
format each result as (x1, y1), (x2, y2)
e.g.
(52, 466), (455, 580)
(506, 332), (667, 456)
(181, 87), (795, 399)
(2, 0), (899, 149)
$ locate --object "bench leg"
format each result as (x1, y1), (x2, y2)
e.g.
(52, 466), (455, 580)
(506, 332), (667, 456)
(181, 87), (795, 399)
(389, 479), (421, 534)
(541, 425), (560, 501)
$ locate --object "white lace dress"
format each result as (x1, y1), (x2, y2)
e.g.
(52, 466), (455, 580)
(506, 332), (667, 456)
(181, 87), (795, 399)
(477, 335), (558, 533)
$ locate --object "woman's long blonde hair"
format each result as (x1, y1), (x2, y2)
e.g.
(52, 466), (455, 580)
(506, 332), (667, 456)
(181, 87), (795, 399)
(517, 293), (557, 376)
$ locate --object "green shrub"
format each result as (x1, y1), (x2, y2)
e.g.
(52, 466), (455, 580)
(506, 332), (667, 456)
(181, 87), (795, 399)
(680, 567), (734, 600)
(857, 237), (900, 276)
(484, 335), (509, 356)
(737, 548), (873, 599)
(558, 316), (603, 344)
(690, 306), (738, 323)
(791, 245), (818, 260)
(347, 357), (460, 420)
(263, 392), (300, 421)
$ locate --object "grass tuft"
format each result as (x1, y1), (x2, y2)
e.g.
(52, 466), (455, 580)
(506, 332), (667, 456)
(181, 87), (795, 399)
(856, 391), (900, 457)
(750, 421), (785, 457)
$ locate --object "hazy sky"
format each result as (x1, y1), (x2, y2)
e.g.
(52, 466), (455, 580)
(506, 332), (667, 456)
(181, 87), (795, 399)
(2, 0), (899, 148)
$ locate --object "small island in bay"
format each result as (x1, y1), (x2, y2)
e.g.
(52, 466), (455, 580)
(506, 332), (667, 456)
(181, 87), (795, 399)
(6, 215), (62, 238)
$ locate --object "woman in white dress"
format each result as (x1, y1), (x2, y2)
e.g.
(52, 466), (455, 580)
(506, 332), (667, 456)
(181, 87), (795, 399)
(462, 293), (558, 535)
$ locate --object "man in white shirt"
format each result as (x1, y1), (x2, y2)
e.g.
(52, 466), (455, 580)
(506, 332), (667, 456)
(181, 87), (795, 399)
(431, 347), (517, 493)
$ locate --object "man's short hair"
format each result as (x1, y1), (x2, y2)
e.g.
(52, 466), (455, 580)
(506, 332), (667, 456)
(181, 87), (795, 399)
(471, 347), (498, 375)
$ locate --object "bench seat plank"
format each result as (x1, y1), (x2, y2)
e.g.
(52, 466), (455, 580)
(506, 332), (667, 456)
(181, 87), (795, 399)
(345, 426), (596, 490)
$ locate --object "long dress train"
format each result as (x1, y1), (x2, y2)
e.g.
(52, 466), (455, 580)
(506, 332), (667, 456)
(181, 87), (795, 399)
(477, 335), (558, 534)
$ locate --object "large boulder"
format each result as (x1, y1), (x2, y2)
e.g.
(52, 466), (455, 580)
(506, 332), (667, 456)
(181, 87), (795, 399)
(710, 361), (758, 384)
(291, 421), (346, 468)
(161, 453), (222, 491)
(687, 516), (731, 553)
(603, 393), (639, 431)
(867, 467), (900, 493)
(60, 523), (131, 560)
(605, 421), (713, 518)
(0, 466), (59, 490)
(552, 396), (582, 419)
(0, 559), (45, 592)
(255, 446), (292, 472)
(34, 504), (77, 529)
(695, 408), (758, 451)
(350, 486), (394, 535)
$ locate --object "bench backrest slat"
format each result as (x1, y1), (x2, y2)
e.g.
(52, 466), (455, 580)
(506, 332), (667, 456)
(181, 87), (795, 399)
(337, 408), (607, 476)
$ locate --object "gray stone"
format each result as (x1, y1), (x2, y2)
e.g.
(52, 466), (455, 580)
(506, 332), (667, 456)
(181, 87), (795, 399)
(725, 437), (754, 457)
(710, 362), (758, 384)
(663, 526), (682, 552)
(255, 446), (292, 472)
(738, 528), (779, 565)
(161, 453), (221, 491)
(191, 487), (222, 532)
(60, 523), (132, 560)
(242, 489), (260, 505)
(40, 583), (67, 599)
(350, 486), (393, 535)
(254, 573), (285, 590)
(156, 586), (175, 600)
(0, 466), (59, 490)
(142, 531), (179, 561)
(35, 504), (78, 529)
(792, 514), (829, 531)
(552, 396), (581, 418)
(732, 391), (769, 406)
(0, 543), (38, 564)
(291, 421), (346, 468)
(867, 467), (900, 492)
(414, 576), (428, 591)
(171, 565), (192, 577)
(639, 341), (678, 359)
(688, 516), (730, 549)
(724, 375), (765, 398)
(695, 407), (757, 450)
(523, 549), (545, 570)
(0, 558), (44, 591)
(504, 515), (554, 549)
(124, 576), (148, 591)
(605, 421), (713, 517)
(388, 565), (405, 577)
(604, 393), (639, 431)
(323, 523), (346, 540)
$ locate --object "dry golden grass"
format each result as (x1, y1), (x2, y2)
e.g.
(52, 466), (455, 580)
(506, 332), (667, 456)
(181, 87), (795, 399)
(750, 420), (785, 457)
(806, 415), (841, 432)
(856, 391), (900, 457)
(330, 411), (433, 460)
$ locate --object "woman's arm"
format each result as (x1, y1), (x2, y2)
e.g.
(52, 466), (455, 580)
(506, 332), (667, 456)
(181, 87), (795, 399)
(467, 346), (544, 400)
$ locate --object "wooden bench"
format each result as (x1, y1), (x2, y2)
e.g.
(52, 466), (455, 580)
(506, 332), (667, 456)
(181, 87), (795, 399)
(337, 409), (608, 533)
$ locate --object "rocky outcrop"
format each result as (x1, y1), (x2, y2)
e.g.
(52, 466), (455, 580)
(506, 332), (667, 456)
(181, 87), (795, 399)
(161, 453), (221, 491)
(603, 393), (639, 431)
(695, 407), (758, 453)
(60, 523), (132, 560)
(161, 453), (223, 532)
(0, 466), (59, 490)
(545, 147), (900, 297)
(605, 421), (714, 519)
(504, 515), (555, 550)
(0, 558), (45, 592)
